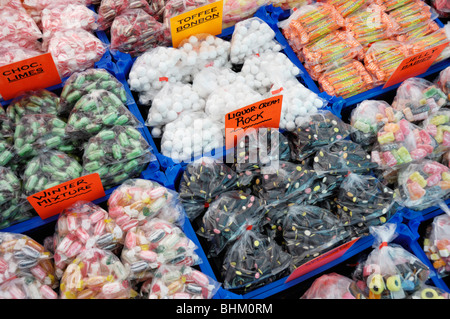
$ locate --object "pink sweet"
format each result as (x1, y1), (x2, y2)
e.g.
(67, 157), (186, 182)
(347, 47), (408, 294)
(399, 119), (411, 136)
(427, 173), (442, 187)
(410, 148), (428, 160)
(382, 151), (397, 167)
(426, 124), (438, 136)
(423, 162), (449, 174)
(443, 131), (450, 147)
(394, 129), (405, 142)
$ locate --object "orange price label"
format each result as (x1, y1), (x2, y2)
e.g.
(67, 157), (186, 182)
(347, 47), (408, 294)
(0, 53), (61, 101)
(383, 42), (449, 89)
(285, 237), (360, 283)
(27, 173), (105, 220)
(225, 95), (283, 149)
(170, 0), (223, 48)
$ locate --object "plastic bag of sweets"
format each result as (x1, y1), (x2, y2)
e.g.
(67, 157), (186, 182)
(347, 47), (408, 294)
(160, 111), (224, 162)
(410, 283), (450, 299)
(120, 218), (201, 282)
(373, 0), (415, 11)
(146, 82), (206, 128)
(317, 0), (367, 18)
(423, 212), (450, 277)
(60, 248), (133, 299)
(6, 89), (61, 124)
(107, 178), (185, 232)
(279, 3), (345, 48)
(0, 0), (25, 10)
(312, 140), (378, 177)
(65, 89), (142, 141)
(344, 4), (399, 49)
(0, 7), (42, 49)
(269, 202), (351, 269)
(370, 119), (438, 173)
(0, 232), (58, 288)
(178, 157), (240, 221)
(22, 150), (83, 197)
(436, 66), (450, 100)
(286, 110), (352, 162)
(0, 276), (58, 299)
(397, 160), (450, 212)
(0, 118), (15, 167)
(351, 223), (430, 299)
(221, 226), (292, 293)
(388, 1), (438, 34)
(97, 0), (153, 30)
(52, 201), (125, 279)
(82, 126), (154, 190)
(395, 20), (440, 42)
(178, 34), (232, 80)
(47, 29), (107, 79)
(333, 173), (399, 237)
(21, 0), (88, 26)
(41, 4), (98, 46)
(144, 264), (221, 299)
(229, 17), (282, 65)
(110, 9), (166, 57)
(392, 77), (448, 123)
(422, 109), (450, 157)
(318, 60), (378, 99)
(350, 100), (402, 150)
(364, 40), (410, 84)
(13, 114), (76, 163)
(197, 190), (264, 257)
(127, 47), (190, 105)
(60, 68), (128, 117)
(162, 0), (215, 29)
(408, 24), (450, 65)
(0, 42), (42, 67)
(301, 273), (364, 299)
(0, 166), (33, 230)
(249, 160), (318, 203)
(222, 0), (269, 28)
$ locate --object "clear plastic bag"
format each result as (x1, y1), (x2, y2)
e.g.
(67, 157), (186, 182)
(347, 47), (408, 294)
(197, 190), (264, 257)
(350, 100), (402, 149)
(192, 66), (243, 99)
(0, 7), (42, 48)
(110, 8), (166, 57)
(0, 41), (42, 67)
(263, 201), (351, 269)
(160, 111), (224, 162)
(6, 89), (61, 124)
(370, 118), (438, 172)
(144, 264), (221, 299)
(0, 276), (58, 299)
(388, 0), (438, 34)
(409, 283), (450, 299)
(178, 157), (239, 221)
(423, 212), (450, 277)
(286, 110), (352, 161)
(82, 126), (155, 189)
(178, 34), (232, 78)
(127, 47), (189, 104)
(334, 173), (399, 237)
(301, 273), (361, 299)
(230, 17), (282, 64)
(407, 24), (450, 64)
(422, 109), (450, 156)
(97, 0), (154, 30)
(52, 201), (124, 278)
(312, 140), (378, 176)
(22, 150), (83, 196)
(107, 178), (185, 231)
(351, 223), (430, 299)
(221, 227), (292, 292)
(60, 68), (128, 117)
(0, 232), (58, 288)
(47, 29), (106, 79)
(21, 0), (88, 26)
(41, 4), (98, 47)
(397, 160), (450, 211)
(392, 77), (448, 122)
(13, 114), (77, 163)
(205, 82), (263, 124)
(66, 89), (141, 141)
(146, 82), (205, 127)
(436, 65), (450, 100)
(59, 248), (132, 299)
(121, 218), (200, 282)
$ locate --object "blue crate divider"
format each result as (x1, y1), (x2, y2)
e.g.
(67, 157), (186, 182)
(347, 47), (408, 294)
(405, 210), (450, 293)
(265, 5), (450, 112)
(162, 162), (406, 299)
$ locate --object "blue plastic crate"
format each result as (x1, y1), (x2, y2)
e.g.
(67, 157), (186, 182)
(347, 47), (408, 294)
(265, 5), (450, 112)
(406, 210), (450, 293)
(162, 162), (406, 299)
